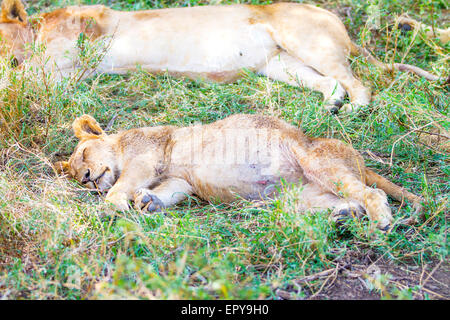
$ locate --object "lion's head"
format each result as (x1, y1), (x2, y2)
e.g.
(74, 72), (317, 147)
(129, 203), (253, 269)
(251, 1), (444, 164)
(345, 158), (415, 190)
(0, 0), (33, 65)
(55, 115), (120, 192)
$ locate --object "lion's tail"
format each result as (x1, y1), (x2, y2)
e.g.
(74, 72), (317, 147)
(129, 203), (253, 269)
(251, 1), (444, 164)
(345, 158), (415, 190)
(364, 168), (424, 222)
(350, 42), (441, 81)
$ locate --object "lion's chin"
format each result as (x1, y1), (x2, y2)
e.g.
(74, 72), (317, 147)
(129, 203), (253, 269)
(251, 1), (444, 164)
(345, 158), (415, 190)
(85, 180), (114, 194)
(97, 178), (117, 193)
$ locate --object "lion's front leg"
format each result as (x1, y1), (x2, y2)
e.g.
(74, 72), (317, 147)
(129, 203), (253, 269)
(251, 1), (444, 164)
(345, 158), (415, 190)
(105, 185), (132, 211)
(104, 160), (163, 211)
(134, 177), (193, 212)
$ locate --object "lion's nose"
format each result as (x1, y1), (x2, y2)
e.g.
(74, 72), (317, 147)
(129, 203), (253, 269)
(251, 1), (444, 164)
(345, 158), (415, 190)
(81, 169), (91, 184)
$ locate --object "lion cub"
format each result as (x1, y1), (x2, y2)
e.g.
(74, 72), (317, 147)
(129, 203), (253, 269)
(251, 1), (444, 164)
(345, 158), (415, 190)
(55, 114), (422, 230)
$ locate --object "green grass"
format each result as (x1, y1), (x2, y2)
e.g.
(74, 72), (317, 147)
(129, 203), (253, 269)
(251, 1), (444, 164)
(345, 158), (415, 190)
(0, 0), (449, 299)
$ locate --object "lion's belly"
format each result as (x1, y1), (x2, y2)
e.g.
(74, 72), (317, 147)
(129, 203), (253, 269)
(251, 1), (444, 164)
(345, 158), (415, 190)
(169, 127), (304, 202)
(97, 8), (278, 79)
(185, 163), (303, 202)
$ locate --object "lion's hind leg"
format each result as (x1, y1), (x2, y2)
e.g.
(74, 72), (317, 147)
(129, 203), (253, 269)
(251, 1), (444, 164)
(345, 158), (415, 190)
(290, 140), (393, 230)
(134, 177), (193, 212)
(289, 183), (344, 212)
(258, 52), (347, 113)
(272, 26), (371, 112)
(288, 182), (366, 225)
(306, 166), (392, 230)
(299, 53), (371, 113)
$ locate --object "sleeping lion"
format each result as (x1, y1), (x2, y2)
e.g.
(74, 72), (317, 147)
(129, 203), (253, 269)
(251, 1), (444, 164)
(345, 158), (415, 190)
(0, 0), (440, 113)
(55, 114), (423, 231)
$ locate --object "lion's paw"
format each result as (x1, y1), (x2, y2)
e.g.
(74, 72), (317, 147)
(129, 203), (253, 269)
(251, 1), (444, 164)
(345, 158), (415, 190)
(134, 189), (165, 212)
(330, 201), (366, 226)
(105, 191), (130, 211)
(324, 99), (344, 115)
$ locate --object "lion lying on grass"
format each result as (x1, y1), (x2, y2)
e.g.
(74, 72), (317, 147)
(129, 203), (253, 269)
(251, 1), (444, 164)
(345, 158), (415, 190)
(55, 114), (423, 231)
(0, 0), (441, 113)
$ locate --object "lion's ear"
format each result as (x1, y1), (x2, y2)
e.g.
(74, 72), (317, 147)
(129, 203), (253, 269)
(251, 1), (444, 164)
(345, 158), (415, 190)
(72, 114), (105, 140)
(1, 0), (28, 25)
(54, 161), (71, 176)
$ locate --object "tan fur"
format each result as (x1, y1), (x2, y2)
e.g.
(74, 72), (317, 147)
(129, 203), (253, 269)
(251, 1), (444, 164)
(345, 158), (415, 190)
(0, 0), (32, 63)
(37, 8), (105, 43)
(1, 0), (26, 25)
(72, 114), (106, 140)
(0, 1), (440, 112)
(55, 114), (423, 230)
